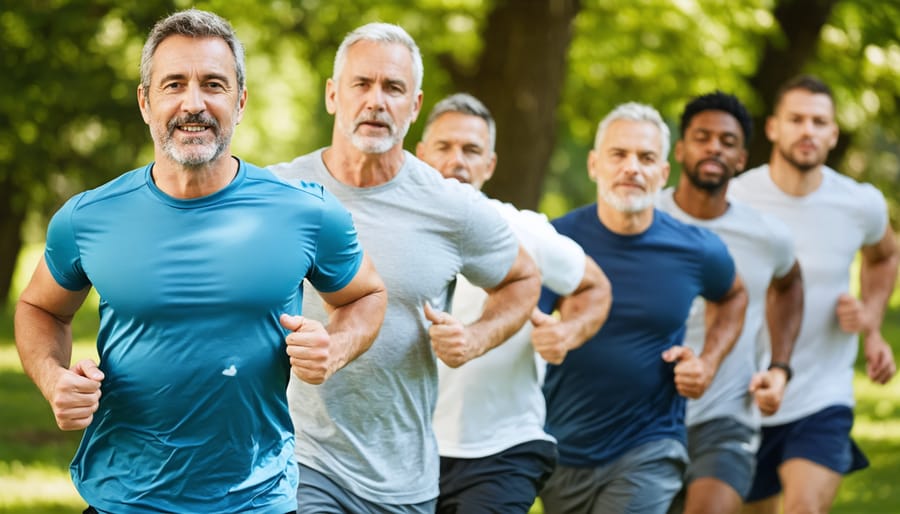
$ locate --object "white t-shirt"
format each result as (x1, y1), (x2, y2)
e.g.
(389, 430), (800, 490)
(729, 165), (888, 425)
(657, 188), (795, 428)
(433, 198), (586, 458)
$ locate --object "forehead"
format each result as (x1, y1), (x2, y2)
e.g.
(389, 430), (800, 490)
(151, 35), (236, 82)
(342, 40), (414, 83)
(775, 89), (835, 118)
(427, 112), (490, 143)
(601, 119), (662, 153)
(686, 110), (743, 138)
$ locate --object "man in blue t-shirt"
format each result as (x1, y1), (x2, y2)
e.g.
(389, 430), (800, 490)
(14, 10), (386, 514)
(538, 102), (748, 514)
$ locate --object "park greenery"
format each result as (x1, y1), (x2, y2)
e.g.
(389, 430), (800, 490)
(2, 0), (900, 511)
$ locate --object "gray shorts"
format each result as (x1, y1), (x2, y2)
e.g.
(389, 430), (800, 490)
(668, 417), (757, 513)
(296, 464), (437, 514)
(539, 438), (687, 514)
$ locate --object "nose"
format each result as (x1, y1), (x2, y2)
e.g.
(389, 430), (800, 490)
(365, 86), (386, 111)
(705, 138), (723, 156)
(182, 83), (205, 114)
(621, 153), (640, 174)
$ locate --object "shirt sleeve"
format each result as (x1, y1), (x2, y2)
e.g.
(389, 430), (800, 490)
(762, 212), (796, 279)
(510, 208), (585, 296)
(44, 194), (91, 291)
(699, 229), (736, 302)
(860, 183), (889, 247)
(457, 188), (519, 290)
(306, 187), (364, 293)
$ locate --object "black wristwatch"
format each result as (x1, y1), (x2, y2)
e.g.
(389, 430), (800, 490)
(768, 361), (793, 382)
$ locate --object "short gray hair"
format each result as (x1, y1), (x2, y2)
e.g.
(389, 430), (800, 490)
(140, 9), (245, 100)
(423, 93), (496, 152)
(333, 22), (423, 94)
(594, 102), (670, 160)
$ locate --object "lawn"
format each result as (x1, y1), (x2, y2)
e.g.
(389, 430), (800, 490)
(2, 246), (899, 513)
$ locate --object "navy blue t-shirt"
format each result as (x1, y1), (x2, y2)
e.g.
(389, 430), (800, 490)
(539, 204), (735, 467)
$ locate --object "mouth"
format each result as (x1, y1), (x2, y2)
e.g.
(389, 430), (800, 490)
(698, 159), (725, 174)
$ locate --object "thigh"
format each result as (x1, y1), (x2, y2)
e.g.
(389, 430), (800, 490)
(779, 459), (842, 514)
(685, 418), (757, 497)
(539, 465), (601, 514)
(439, 440), (557, 514)
(594, 439), (687, 514)
(782, 405), (868, 475)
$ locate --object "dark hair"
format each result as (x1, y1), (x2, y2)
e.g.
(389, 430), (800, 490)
(680, 91), (752, 148)
(773, 75), (834, 112)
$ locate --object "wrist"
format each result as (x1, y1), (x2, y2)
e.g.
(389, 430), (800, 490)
(768, 361), (792, 382)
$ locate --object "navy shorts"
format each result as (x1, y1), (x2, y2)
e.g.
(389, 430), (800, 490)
(745, 405), (869, 502)
(437, 439), (557, 514)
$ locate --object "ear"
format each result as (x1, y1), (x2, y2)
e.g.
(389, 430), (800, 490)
(765, 115), (777, 143)
(137, 85), (150, 124)
(735, 147), (748, 173)
(414, 141), (426, 160)
(325, 78), (337, 115)
(674, 139), (684, 164)
(484, 152), (497, 182)
(659, 161), (670, 185)
(826, 123), (839, 150)
(587, 149), (599, 181)
(234, 88), (248, 125)
(408, 90), (424, 123)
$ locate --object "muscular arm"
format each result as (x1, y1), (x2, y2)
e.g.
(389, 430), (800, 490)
(667, 274), (748, 399)
(531, 256), (612, 364)
(15, 256), (100, 430)
(285, 253), (386, 384)
(430, 245), (540, 368)
(751, 260), (803, 415)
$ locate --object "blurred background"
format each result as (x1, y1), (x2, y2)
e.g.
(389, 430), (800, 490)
(1, 0), (899, 512)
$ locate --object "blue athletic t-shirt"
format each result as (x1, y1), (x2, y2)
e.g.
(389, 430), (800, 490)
(539, 204), (735, 468)
(44, 160), (363, 514)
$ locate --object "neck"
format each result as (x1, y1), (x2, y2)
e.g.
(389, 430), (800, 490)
(768, 151), (824, 197)
(672, 179), (728, 220)
(323, 139), (406, 187)
(596, 201), (654, 235)
(151, 153), (238, 199)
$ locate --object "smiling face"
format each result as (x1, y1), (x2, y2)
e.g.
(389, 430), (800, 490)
(675, 110), (747, 192)
(138, 35), (246, 169)
(416, 111), (496, 190)
(326, 40), (422, 155)
(767, 89), (838, 172)
(589, 119), (669, 214)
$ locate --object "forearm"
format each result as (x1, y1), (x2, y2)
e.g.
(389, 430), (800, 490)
(555, 261), (612, 349)
(767, 265), (804, 364)
(701, 285), (748, 371)
(14, 299), (75, 401)
(860, 253), (899, 335)
(325, 289), (387, 369)
(469, 274), (540, 356)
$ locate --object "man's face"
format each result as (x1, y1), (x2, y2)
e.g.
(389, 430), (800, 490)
(416, 112), (496, 190)
(326, 41), (422, 154)
(589, 119), (669, 214)
(138, 35), (246, 168)
(675, 110), (747, 192)
(766, 89), (838, 172)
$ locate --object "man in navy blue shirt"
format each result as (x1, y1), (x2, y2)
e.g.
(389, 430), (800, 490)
(538, 102), (748, 514)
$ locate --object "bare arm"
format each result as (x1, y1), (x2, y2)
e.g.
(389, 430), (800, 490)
(750, 260), (803, 415)
(282, 253), (386, 384)
(15, 256), (100, 430)
(664, 274), (748, 399)
(429, 245), (540, 368)
(531, 256), (612, 364)
(835, 226), (900, 384)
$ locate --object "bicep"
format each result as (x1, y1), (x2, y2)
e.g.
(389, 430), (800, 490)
(318, 252), (385, 309)
(861, 225), (899, 266)
(18, 256), (91, 322)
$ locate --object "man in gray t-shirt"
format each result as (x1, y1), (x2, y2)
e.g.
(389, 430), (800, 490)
(269, 23), (540, 513)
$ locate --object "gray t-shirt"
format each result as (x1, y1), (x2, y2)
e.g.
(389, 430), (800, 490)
(269, 149), (519, 504)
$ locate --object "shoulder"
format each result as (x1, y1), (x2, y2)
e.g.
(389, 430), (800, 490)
(267, 149), (325, 182)
(823, 167), (884, 200)
(73, 166), (150, 210)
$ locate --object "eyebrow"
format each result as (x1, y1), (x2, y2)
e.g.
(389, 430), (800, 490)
(157, 72), (232, 85)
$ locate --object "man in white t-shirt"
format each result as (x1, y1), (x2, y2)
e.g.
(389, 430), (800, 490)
(729, 75), (899, 514)
(416, 93), (612, 513)
(657, 91), (803, 514)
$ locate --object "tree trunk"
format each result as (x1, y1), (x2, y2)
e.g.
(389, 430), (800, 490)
(747, 0), (840, 170)
(448, 0), (581, 210)
(0, 178), (25, 309)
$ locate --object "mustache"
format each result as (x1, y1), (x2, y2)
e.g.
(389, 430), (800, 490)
(167, 112), (219, 133)
(353, 112), (395, 131)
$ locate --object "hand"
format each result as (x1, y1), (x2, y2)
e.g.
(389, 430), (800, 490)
(662, 346), (713, 399)
(50, 359), (104, 431)
(281, 313), (334, 385)
(748, 368), (788, 416)
(836, 293), (873, 334)
(864, 332), (896, 385)
(424, 302), (474, 368)
(530, 308), (570, 365)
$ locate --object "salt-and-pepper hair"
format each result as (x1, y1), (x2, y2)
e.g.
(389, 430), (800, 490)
(594, 102), (671, 160)
(139, 9), (246, 100)
(423, 93), (496, 152)
(333, 22), (424, 94)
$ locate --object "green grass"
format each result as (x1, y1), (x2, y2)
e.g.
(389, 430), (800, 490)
(3, 245), (899, 513)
